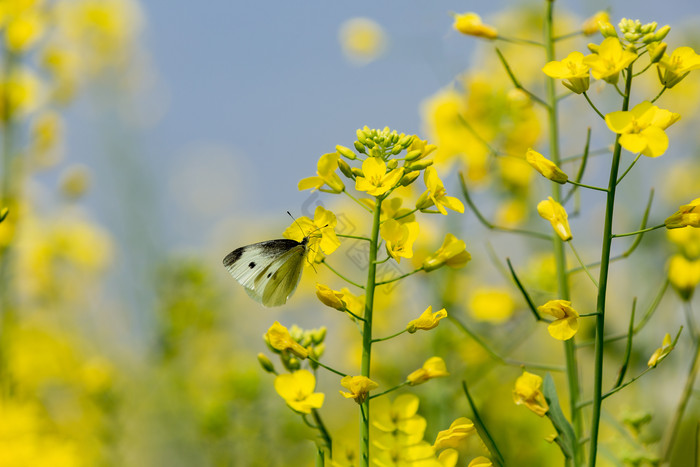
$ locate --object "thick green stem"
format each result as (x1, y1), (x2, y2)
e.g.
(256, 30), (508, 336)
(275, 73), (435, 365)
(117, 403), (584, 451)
(544, 3), (581, 463)
(359, 196), (382, 467)
(588, 64), (634, 467)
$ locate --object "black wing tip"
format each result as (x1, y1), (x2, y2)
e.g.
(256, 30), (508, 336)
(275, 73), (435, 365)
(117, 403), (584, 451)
(223, 247), (244, 267)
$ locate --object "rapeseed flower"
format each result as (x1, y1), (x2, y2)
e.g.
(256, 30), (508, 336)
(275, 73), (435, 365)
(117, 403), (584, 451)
(452, 13), (497, 39)
(537, 197), (572, 241)
(668, 255), (700, 300)
(433, 417), (475, 450)
(283, 205), (340, 263)
(657, 46), (700, 88)
(537, 299), (580, 340)
(605, 101), (680, 158)
(422, 233), (471, 272)
(265, 321), (308, 359)
(339, 375), (378, 404)
(648, 333), (673, 367)
(416, 167), (464, 215)
(315, 283), (345, 311)
(380, 219), (419, 262)
(406, 306), (447, 333)
(355, 157), (404, 197)
(665, 198), (700, 229)
(542, 52), (590, 94)
(407, 356), (449, 386)
(513, 371), (549, 416)
(525, 149), (568, 183)
(274, 370), (324, 414)
(298, 152), (345, 193)
(584, 37), (637, 84)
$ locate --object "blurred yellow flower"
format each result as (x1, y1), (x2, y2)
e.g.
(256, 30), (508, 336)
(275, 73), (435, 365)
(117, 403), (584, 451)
(668, 255), (700, 300)
(582, 11), (611, 35)
(667, 226), (700, 259)
(338, 17), (387, 65)
(584, 37), (637, 84)
(265, 321), (308, 359)
(542, 51), (590, 94)
(657, 46), (700, 88)
(537, 299), (580, 340)
(372, 393), (426, 441)
(407, 356), (449, 386)
(274, 370), (325, 414)
(495, 199), (528, 227)
(315, 283), (345, 311)
(422, 233), (471, 272)
(452, 13), (497, 39)
(298, 152), (345, 193)
(406, 306), (447, 333)
(0, 68), (42, 121)
(513, 371), (549, 416)
(416, 167), (464, 215)
(355, 157), (404, 197)
(469, 288), (514, 323)
(525, 149), (568, 183)
(438, 449), (459, 467)
(605, 101), (680, 158)
(433, 417), (475, 450)
(5, 10), (44, 52)
(380, 219), (419, 262)
(665, 198), (700, 229)
(339, 375), (378, 404)
(537, 197), (572, 241)
(468, 457), (494, 467)
(283, 205), (340, 263)
(59, 164), (92, 199)
(648, 333), (673, 368)
(339, 287), (365, 318)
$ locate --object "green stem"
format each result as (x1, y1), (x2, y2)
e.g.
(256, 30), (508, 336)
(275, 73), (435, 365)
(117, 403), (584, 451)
(496, 36), (545, 47)
(375, 266), (423, 286)
(495, 48), (549, 107)
(611, 224), (665, 238)
(566, 180), (608, 192)
(615, 153), (642, 185)
(321, 260), (365, 289)
(344, 190), (373, 213)
(582, 92), (605, 119)
(371, 328), (407, 343)
(369, 381), (410, 399)
(544, 3), (582, 463)
(312, 409), (333, 459)
(337, 233), (371, 242)
(308, 357), (348, 377)
(359, 195), (383, 467)
(588, 62), (634, 467)
(650, 86), (667, 103)
(567, 241), (598, 288)
(661, 304), (700, 463)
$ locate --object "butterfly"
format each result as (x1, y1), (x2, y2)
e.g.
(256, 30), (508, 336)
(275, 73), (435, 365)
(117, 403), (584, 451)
(223, 235), (311, 307)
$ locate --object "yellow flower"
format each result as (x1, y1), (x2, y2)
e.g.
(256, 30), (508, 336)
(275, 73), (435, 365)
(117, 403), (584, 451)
(584, 37), (637, 84)
(433, 417), (475, 450)
(537, 197), (572, 241)
(423, 233), (471, 272)
(339, 287), (365, 319)
(648, 333), (673, 368)
(0, 67), (42, 121)
(265, 321), (308, 359)
(452, 13), (497, 39)
(274, 370), (325, 414)
(406, 136), (437, 161)
(59, 164), (91, 199)
(605, 101), (680, 158)
(416, 167), (464, 215)
(406, 306), (447, 333)
(582, 11), (611, 36)
(438, 449), (459, 467)
(657, 46), (700, 88)
(298, 152), (345, 193)
(665, 198), (700, 229)
(513, 371), (549, 417)
(372, 394), (426, 442)
(5, 11), (44, 52)
(339, 375), (378, 404)
(315, 283), (345, 311)
(380, 219), (419, 262)
(283, 205), (341, 263)
(468, 457), (494, 467)
(338, 17), (387, 65)
(354, 157), (404, 197)
(525, 149), (569, 183)
(668, 255), (700, 300)
(537, 299), (580, 340)
(407, 356), (449, 386)
(469, 288), (515, 323)
(495, 199), (528, 227)
(542, 52), (590, 94)
(667, 226), (700, 259)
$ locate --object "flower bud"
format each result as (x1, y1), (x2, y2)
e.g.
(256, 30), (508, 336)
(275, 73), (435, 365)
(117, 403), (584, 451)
(405, 149), (423, 161)
(397, 134), (414, 148)
(581, 11), (610, 36)
(353, 140), (366, 154)
(599, 21), (617, 38)
(337, 159), (355, 180)
(587, 43), (600, 54)
(654, 25), (671, 41)
(399, 171), (420, 187)
(336, 145), (356, 160)
(641, 33), (656, 44)
(351, 167), (364, 178)
(526, 149), (568, 184)
(648, 42), (667, 64)
(390, 144), (403, 155)
(405, 159), (433, 171)
(257, 353), (276, 373)
(387, 159), (398, 169)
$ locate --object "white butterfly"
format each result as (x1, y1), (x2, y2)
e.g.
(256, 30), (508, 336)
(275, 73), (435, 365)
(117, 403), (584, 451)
(223, 236), (310, 307)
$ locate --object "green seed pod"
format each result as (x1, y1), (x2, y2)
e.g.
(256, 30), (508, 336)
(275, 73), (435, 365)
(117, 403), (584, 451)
(338, 159), (355, 179)
(336, 145), (357, 160)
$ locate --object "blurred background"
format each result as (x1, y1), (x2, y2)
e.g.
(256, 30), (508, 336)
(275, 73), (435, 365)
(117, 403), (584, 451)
(1, 0), (699, 465)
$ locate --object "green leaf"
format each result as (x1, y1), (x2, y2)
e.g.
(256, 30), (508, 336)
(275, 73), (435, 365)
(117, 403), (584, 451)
(543, 373), (576, 459)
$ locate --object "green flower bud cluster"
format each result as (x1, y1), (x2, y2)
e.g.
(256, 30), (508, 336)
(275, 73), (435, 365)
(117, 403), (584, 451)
(615, 18), (670, 45)
(265, 324), (327, 371)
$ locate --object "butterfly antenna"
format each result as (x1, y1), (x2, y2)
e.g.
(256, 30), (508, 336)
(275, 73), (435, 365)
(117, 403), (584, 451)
(287, 211), (307, 238)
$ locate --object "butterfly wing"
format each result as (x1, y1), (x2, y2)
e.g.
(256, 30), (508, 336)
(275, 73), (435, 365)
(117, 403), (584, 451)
(223, 239), (306, 307)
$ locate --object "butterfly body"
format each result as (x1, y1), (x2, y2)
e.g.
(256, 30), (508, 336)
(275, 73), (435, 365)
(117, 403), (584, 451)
(223, 236), (309, 307)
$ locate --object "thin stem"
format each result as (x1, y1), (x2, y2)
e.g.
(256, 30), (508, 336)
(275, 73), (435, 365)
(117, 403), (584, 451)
(462, 380), (506, 467)
(392, 208), (418, 222)
(651, 86), (668, 103)
(613, 298), (636, 388)
(321, 260), (365, 289)
(369, 381), (410, 400)
(562, 128), (592, 206)
(554, 31), (583, 41)
(495, 48), (549, 107)
(566, 180), (608, 193)
(375, 266), (423, 286)
(583, 92), (605, 119)
(455, 113), (503, 158)
(612, 223), (665, 238)
(359, 195), (383, 467)
(589, 61), (634, 467)
(560, 146), (609, 164)
(371, 329), (407, 343)
(567, 241), (598, 288)
(337, 233), (371, 242)
(459, 173), (553, 241)
(312, 409), (333, 459)
(544, 4), (581, 462)
(344, 190), (373, 213)
(308, 357), (348, 377)
(496, 36), (545, 47)
(506, 258), (541, 321)
(616, 153), (642, 185)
